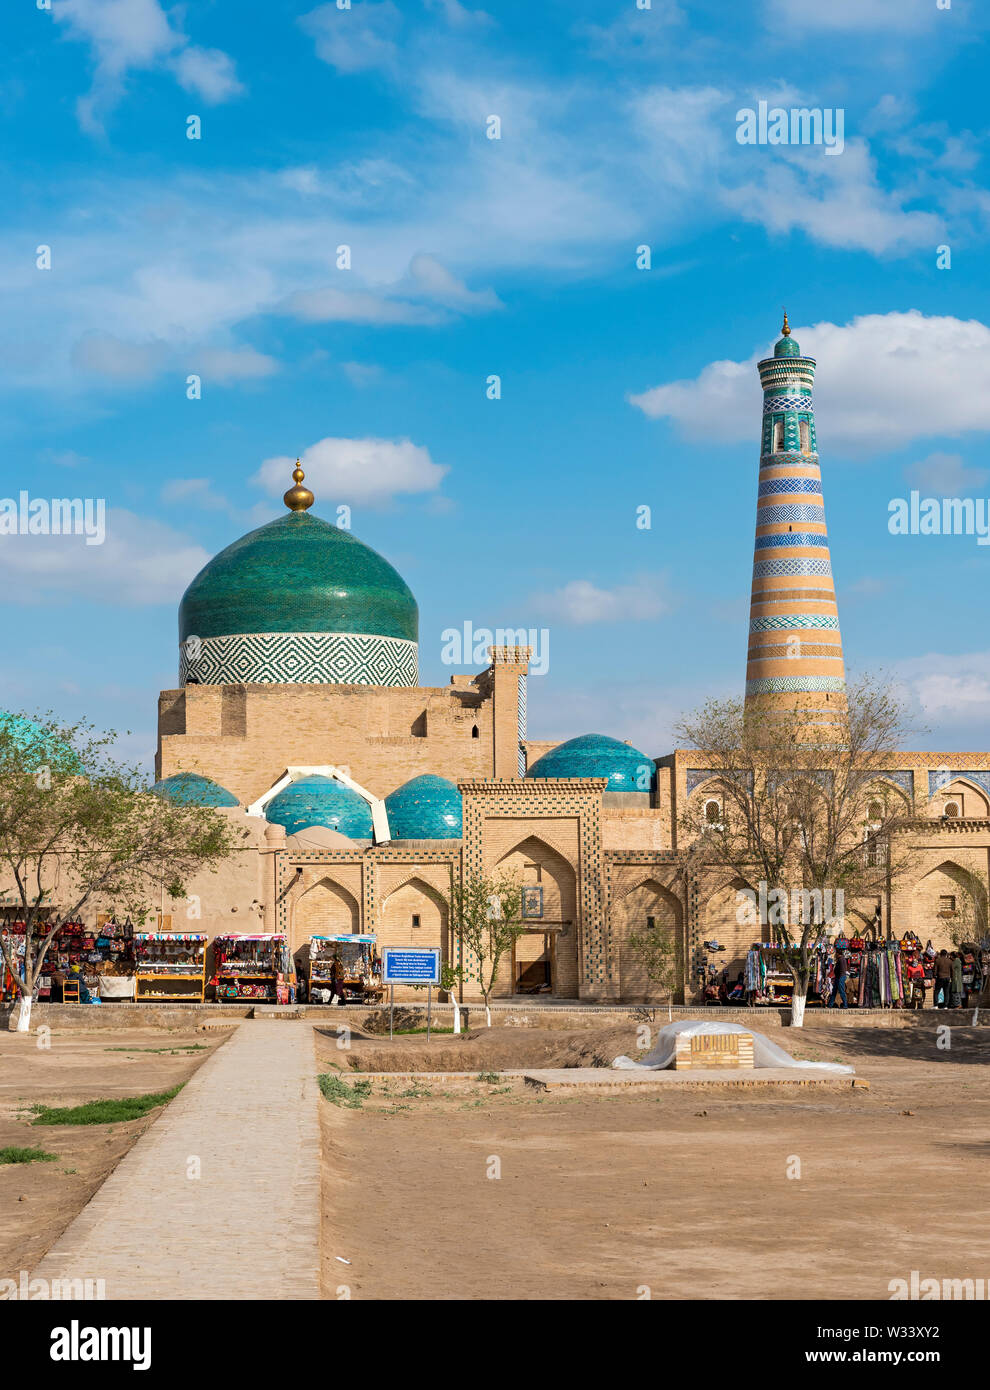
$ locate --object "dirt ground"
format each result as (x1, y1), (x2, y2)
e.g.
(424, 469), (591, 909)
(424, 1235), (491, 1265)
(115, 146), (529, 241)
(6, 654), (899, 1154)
(316, 1019), (990, 1300)
(0, 1027), (226, 1281)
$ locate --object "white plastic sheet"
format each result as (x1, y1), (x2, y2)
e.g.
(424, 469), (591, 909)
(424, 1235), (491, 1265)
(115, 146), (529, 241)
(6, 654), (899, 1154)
(612, 1019), (854, 1073)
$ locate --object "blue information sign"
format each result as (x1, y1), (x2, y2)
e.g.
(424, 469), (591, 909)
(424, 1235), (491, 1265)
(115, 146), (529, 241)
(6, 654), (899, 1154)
(382, 947), (441, 985)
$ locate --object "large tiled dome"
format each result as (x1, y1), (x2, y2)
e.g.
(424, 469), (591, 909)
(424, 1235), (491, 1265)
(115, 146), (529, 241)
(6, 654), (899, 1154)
(178, 471), (418, 686)
(264, 774), (373, 839)
(385, 774), (462, 839)
(526, 733), (655, 793)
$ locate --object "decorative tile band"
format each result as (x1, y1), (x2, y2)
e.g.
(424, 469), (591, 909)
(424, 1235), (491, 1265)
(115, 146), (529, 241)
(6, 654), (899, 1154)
(750, 614), (841, 632)
(758, 477), (823, 497)
(928, 768), (990, 798)
(760, 453), (819, 469)
(762, 395), (814, 414)
(755, 532), (829, 551)
(756, 503), (826, 524)
(179, 630), (419, 686)
(753, 558), (832, 578)
(745, 676), (847, 694)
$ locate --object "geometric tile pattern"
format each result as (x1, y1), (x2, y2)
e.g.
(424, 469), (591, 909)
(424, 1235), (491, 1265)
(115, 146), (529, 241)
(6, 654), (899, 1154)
(179, 630), (418, 687)
(762, 394), (814, 413)
(756, 503), (826, 524)
(753, 558), (832, 578)
(749, 614), (840, 631)
(746, 675), (847, 694)
(758, 476), (823, 497)
(928, 768), (990, 799)
(754, 532), (830, 550)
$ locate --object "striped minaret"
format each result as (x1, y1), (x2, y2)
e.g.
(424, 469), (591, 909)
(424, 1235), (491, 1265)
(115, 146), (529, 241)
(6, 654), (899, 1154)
(746, 313), (846, 727)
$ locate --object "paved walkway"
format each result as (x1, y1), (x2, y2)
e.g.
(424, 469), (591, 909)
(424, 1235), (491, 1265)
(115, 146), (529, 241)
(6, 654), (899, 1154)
(33, 1021), (321, 1300)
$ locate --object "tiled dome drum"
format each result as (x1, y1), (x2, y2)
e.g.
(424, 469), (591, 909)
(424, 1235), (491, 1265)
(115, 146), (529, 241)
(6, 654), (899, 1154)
(265, 775), (374, 839)
(385, 774), (463, 839)
(526, 733), (655, 793)
(178, 471), (418, 687)
(151, 772), (239, 807)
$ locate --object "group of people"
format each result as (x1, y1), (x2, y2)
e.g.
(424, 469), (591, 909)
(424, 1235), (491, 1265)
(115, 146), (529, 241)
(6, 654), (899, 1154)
(828, 946), (967, 1010)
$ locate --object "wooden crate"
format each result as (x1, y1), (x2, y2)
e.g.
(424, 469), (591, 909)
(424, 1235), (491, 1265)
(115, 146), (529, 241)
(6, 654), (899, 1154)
(673, 1031), (755, 1070)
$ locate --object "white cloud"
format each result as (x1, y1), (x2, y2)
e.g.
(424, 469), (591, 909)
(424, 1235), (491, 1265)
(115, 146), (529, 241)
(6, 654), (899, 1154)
(298, 1), (401, 75)
(629, 312), (990, 455)
(341, 361), (384, 387)
(895, 651), (990, 728)
(70, 333), (169, 380)
(53, 0), (242, 132)
(767, 0), (937, 33)
(531, 576), (670, 626)
(405, 253), (501, 311)
(195, 347), (279, 383)
(255, 437), (448, 508)
(280, 286), (443, 326)
(0, 508), (208, 606)
(904, 452), (990, 496)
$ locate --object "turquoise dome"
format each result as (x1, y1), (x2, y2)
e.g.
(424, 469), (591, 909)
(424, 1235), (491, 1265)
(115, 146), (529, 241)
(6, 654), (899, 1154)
(0, 713), (80, 772)
(152, 772), (239, 807)
(774, 334), (801, 358)
(385, 774), (462, 839)
(265, 774), (373, 838)
(526, 733), (655, 793)
(180, 511), (417, 643)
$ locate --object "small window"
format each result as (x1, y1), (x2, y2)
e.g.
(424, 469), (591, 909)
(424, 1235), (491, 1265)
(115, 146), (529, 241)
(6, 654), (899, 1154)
(939, 895), (956, 915)
(799, 420), (810, 452)
(471, 724), (479, 738)
(645, 915), (656, 931)
(704, 798), (722, 825)
(773, 420), (785, 452)
(944, 801), (960, 818)
(411, 914), (421, 929)
(868, 800), (882, 823)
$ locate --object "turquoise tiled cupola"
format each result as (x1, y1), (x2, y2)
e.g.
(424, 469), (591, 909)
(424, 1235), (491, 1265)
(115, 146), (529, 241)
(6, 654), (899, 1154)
(264, 774), (373, 839)
(526, 733), (655, 793)
(385, 774), (463, 839)
(151, 772), (239, 807)
(178, 463), (419, 687)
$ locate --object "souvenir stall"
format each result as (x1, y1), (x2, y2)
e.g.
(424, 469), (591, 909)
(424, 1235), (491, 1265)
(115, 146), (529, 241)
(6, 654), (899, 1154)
(744, 944), (797, 1006)
(212, 933), (294, 1003)
(36, 917), (135, 1003)
(308, 934), (382, 1004)
(133, 933), (207, 1001)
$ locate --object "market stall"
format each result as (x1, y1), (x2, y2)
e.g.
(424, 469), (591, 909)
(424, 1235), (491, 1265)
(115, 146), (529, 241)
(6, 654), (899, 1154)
(33, 917), (135, 1003)
(308, 933), (382, 1004)
(212, 933), (294, 1003)
(134, 932), (207, 1001)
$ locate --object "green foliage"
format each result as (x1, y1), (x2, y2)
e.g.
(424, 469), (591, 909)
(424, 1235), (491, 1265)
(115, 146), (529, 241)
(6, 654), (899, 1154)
(0, 1145), (58, 1164)
(318, 1073), (373, 1108)
(0, 711), (240, 1000)
(30, 1084), (184, 1126)
(627, 925), (678, 997)
(475, 1071), (500, 1084)
(446, 871), (525, 1015)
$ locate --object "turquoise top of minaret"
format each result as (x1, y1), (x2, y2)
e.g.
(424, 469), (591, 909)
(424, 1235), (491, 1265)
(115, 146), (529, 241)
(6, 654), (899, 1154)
(773, 310), (801, 356)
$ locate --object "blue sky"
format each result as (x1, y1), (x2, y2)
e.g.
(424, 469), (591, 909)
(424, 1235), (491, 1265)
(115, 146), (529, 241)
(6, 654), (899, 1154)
(3, 0), (990, 768)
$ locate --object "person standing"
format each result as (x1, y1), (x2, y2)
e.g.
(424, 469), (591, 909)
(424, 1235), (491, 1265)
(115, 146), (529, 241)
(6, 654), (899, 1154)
(934, 949), (952, 1009)
(905, 957), (926, 1010)
(829, 949), (848, 1008)
(951, 951), (964, 1009)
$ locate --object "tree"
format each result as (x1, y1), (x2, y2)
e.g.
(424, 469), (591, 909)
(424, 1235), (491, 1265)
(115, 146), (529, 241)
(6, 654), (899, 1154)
(676, 677), (917, 1026)
(446, 870), (524, 1026)
(626, 921), (679, 1014)
(0, 712), (240, 1031)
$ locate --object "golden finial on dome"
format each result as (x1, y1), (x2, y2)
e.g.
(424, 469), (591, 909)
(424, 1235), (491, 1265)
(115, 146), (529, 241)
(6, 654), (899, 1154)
(283, 458), (314, 513)
(781, 308), (791, 337)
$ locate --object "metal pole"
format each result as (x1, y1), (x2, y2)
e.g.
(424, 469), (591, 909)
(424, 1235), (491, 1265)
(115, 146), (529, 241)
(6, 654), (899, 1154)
(427, 981), (432, 1042)
(389, 982), (394, 1040)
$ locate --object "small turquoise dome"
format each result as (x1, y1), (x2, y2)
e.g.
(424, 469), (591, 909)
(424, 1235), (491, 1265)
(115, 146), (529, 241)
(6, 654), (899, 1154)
(526, 733), (655, 793)
(385, 774), (462, 839)
(265, 774), (373, 838)
(774, 334), (801, 358)
(152, 772), (239, 807)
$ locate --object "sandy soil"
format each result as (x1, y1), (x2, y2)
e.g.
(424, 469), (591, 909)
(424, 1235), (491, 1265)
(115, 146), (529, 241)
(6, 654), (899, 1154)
(0, 1026), (227, 1280)
(316, 1019), (990, 1300)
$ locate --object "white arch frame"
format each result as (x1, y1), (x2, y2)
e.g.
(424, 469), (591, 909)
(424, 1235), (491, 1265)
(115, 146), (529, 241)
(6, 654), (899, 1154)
(245, 765), (391, 844)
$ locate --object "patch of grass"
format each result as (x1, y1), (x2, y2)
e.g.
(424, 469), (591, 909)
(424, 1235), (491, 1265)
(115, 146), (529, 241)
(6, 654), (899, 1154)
(318, 1073), (373, 1108)
(475, 1071), (500, 1085)
(0, 1145), (58, 1164)
(30, 1085), (184, 1127)
(392, 1026), (455, 1035)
